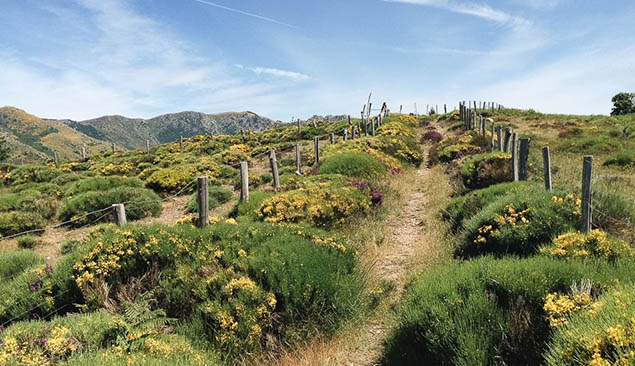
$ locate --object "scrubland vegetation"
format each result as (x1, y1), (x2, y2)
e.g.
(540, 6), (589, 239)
(1, 106), (635, 365)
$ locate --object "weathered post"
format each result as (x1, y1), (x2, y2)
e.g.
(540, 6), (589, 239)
(111, 142), (116, 153)
(295, 143), (302, 175)
(197, 176), (209, 228)
(399, 105), (403, 114)
(54, 151), (59, 166)
(314, 137), (320, 164)
(179, 136), (184, 150)
(348, 115), (351, 127)
(371, 117), (376, 136)
(146, 139), (150, 153)
(504, 128), (512, 153)
(269, 150), (280, 188)
(351, 125), (356, 140)
(240, 161), (249, 202)
(81, 145), (87, 160)
(361, 112), (366, 136)
(296, 120), (301, 140)
(241, 129), (246, 142)
(112, 203), (127, 226)
(490, 123), (495, 151)
(511, 133), (519, 182)
(19, 157), (24, 166)
(329, 133), (335, 144)
(542, 146), (552, 191)
(357, 118), (361, 137)
(581, 156), (593, 234)
(519, 138), (530, 181)
(444, 104), (447, 114)
(343, 128), (348, 141)
(379, 114), (383, 127)
(496, 126), (503, 152)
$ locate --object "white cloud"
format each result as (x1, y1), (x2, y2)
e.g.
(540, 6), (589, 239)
(245, 66), (312, 81)
(384, 0), (530, 28)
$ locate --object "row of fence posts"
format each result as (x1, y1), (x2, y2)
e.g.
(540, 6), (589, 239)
(459, 100), (593, 234)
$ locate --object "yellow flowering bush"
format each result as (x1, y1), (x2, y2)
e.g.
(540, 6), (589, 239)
(546, 285), (635, 366)
(460, 190), (581, 257)
(541, 230), (634, 261)
(544, 292), (595, 328)
(377, 122), (417, 139)
(212, 144), (251, 165)
(257, 178), (371, 227)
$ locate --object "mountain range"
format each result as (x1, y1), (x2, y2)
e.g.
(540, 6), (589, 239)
(0, 107), (277, 162)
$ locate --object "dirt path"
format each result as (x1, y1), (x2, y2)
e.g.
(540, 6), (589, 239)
(273, 164), (431, 366)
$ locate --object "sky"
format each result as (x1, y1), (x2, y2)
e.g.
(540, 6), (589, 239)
(1, 0), (635, 121)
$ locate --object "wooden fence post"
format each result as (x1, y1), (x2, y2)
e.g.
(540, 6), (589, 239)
(240, 161), (249, 202)
(496, 126), (503, 152)
(542, 146), (552, 191)
(81, 145), (87, 160)
(111, 143), (116, 153)
(511, 133), (519, 181)
(344, 129), (348, 141)
(197, 176), (209, 228)
(54, 151), (59, 166)
(314, 137), (320, 164)
(371, 117), (376, 136)
(399, 105), (403, 114)
(490, 124), (495, 151)
(179, 136), (184, 150)
(357, 118), (361, 137)
(241, 129), (246, 142)
(296, 120), (301, 140)
(504, 128), (512, 153)
(581, 156), (593, 234)
(112, 203), (127, 226)
(351, 125), (356, 140)
(146, 139), (150, 153)
(444, 104), (447, 114)
(329, 133), (335, 144)
(348, 115), (351, 127)
(519, 138), (530, 181)
(295, 143), (302, 175)
(269, 150), (280, 188)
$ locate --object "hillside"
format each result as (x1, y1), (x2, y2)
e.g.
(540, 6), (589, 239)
(0, 107), (111, 162)
(60, 110), (277, 149)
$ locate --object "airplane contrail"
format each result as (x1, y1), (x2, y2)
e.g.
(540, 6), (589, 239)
(191, 0), (297, 28)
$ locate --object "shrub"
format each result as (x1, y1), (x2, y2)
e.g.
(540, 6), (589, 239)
(5, 165), (63, 185)
(17, 235), (42, 249)
(0, 252), (84, 325)
(377, 122), (417, 139)
(458, 190), (580, 257)
(0, 211), (45, 237)
(603, 151), (635, 167)
(257, 177), (371, 227)
(382, 256), (635, 366)
(319, 152), (386, 179)
(0, 250), (44, 281)
(58, 186), (162, 228)
(545, 284), (635, 366)
(186, 186), (233, 213)
(540, 230), (634, 261)
(438, 144), (485, 163)
(0, 312), (119, 365)
(422, 130), (442, 143)
(229, 191), (274, 220)
(443, 182), (538, 232)
(460, 152), (513, 189)
(73, 222), (361, 355)
(377, 135), (424, 166)
(63, 176), (144, 197)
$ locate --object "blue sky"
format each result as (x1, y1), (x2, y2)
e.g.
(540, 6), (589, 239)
(1, 0), (635, 121)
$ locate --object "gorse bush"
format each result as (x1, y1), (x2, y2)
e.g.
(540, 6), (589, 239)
(540, 230), (634, 261)
(319, 152), (386, 179)
(3, 165), (63, 185)
(545, 284), (635, 366)
(63, 176), (144, 197)
(0, 250), (44, 281)
(58, 186), (162, 227)
(443, 182), (537, 232)
(458, 190), (580, 257)
(460, 152), (513, 189)
(603, 151), (635, 167)
(257, 176), (372, 227)
(17, 235), (42, 249)
(382, 256), (635, 366)
(72, 222), (361, 355)
(0, 211), (45, 237)
(186, 186), (233, 213)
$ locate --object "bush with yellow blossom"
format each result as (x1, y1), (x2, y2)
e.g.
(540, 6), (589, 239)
(541, 230), (634, 262)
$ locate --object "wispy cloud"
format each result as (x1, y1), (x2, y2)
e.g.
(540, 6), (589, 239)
(236, 65), (312, 80)
(384, 0), (530, 27)
(191, 0), (297, 28)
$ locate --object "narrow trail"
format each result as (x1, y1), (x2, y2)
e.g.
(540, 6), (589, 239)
(274, 163), (432, 366)
(349, 164), (430, 366)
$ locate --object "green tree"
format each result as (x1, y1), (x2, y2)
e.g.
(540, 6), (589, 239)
(611, 92), (635, 116)
(0, 136), (10, 162)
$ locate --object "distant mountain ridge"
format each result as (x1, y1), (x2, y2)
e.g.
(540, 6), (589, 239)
(57, 110), (276, 150)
